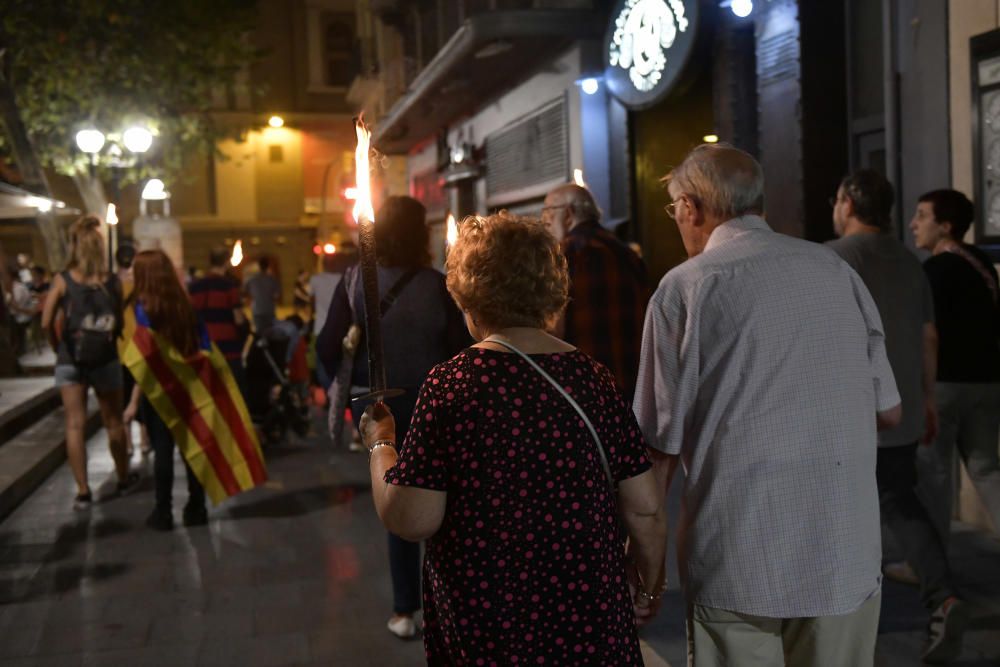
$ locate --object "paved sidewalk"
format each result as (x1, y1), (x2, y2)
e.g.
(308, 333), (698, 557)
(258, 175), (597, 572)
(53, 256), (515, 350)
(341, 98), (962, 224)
(0, 417), (997, 665)
(0, 425), (426, 666)
(637, 479), (1000, 666)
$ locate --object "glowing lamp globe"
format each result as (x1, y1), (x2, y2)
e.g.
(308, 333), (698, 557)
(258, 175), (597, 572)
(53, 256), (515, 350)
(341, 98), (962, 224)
(75, 129), (106, 154)
(123, 126), (154, 153)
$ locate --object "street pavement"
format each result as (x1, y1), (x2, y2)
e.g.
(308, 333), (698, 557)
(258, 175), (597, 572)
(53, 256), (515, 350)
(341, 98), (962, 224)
(0, 414), (998, 666)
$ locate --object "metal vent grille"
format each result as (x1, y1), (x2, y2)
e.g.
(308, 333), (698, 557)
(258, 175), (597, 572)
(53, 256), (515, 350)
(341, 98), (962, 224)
(757, 29), (798, 86)
(486, 98), (568, 198)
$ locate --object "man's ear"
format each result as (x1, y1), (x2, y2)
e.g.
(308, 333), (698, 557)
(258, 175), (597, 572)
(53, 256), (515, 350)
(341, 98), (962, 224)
(690, 198), (707, 228)
(843, 195), (855, 220)
(941, 220), (955, 239)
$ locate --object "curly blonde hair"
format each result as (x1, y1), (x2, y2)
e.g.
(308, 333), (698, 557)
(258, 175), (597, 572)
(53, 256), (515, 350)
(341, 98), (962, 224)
(445, 211), (568, 330)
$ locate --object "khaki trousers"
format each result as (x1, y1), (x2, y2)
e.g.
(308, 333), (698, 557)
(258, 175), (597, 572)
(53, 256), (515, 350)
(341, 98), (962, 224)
(687, 593), (881, 667)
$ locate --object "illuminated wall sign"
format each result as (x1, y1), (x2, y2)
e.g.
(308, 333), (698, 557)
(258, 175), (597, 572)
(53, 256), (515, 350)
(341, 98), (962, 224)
(604, 0), (700, 110)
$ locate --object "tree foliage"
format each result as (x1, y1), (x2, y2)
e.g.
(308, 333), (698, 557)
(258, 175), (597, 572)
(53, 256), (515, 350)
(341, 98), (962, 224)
(0, 0), (261, 185)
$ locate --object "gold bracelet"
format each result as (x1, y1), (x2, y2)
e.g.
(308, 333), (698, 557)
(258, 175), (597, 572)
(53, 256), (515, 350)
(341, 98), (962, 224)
(368, 439), (396, 459)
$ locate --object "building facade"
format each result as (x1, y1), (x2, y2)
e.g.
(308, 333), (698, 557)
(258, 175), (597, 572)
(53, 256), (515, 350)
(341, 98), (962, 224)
(353, 0), (1000, 532)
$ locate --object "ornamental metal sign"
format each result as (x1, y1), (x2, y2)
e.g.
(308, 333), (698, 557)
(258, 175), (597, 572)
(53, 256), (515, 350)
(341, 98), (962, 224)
(604, 0), (700, 109)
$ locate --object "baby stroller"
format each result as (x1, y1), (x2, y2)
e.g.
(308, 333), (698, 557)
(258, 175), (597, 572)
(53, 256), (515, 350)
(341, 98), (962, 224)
(244, 325), (310, 445)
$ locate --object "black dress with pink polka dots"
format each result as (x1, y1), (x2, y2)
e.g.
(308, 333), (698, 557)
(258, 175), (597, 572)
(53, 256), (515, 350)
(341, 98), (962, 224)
(385, 347), (651, 666)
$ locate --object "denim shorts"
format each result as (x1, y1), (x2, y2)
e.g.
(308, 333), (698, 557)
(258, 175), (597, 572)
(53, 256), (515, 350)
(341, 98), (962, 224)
(54, 360), (123, 394)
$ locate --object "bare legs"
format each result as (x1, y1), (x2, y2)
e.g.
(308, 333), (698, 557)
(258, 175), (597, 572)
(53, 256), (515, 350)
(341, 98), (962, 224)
(60, 384), (89, 496)
(96, 388), (130, 482)
(60, 384), (132, 497)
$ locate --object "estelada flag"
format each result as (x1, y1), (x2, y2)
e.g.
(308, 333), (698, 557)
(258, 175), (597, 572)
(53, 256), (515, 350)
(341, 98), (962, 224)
(123, 303), (266, 503)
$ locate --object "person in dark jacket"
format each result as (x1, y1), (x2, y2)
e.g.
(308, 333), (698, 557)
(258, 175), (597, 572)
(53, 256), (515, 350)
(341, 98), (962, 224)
(318, 195), (470, 639)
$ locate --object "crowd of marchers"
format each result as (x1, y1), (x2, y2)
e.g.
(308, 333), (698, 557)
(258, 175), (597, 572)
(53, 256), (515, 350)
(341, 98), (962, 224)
(351, 144), (998, 666)
(8, 141), (998, 667)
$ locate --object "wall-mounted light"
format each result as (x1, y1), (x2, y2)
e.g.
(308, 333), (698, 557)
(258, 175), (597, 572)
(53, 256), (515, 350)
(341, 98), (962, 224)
(323, 243), (336, 254)
(723, 0), (753, 18)
(703, 134), (720, 143)
(581, 78), (600, 95)
(268, 115), (284, 128)
(343, 186), (358, 200)
(25, 196), (53, 213)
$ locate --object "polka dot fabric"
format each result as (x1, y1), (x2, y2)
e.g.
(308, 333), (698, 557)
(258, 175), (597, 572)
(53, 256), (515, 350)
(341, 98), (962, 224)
(385, 347), (651, 666)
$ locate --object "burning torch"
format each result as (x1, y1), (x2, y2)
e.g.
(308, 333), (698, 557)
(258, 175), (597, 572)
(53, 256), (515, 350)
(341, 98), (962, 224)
(445, 212), (458, 255)
(352, 116), (402, 404)
(105, 203), (118, 271)
(230, 240), (244, 267)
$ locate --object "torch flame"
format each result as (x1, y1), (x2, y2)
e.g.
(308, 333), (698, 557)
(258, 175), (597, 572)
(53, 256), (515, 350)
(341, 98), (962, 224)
(573, 168), (585, 187)
(446, 213), (458, 248)
(106, 203), (118, 226)
(352, 117), (375, 223)
(230, 240), (243, 267)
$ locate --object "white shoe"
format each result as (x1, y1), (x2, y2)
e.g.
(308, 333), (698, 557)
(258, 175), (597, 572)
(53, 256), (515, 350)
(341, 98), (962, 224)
(387, 615), (416, 639)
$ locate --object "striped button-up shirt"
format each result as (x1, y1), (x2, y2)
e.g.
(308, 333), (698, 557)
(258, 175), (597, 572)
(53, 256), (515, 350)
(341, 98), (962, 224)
(634, 215), (899, 618)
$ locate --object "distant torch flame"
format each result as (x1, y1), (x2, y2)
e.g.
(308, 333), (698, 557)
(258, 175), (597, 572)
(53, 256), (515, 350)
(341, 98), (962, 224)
(106, 203), (118, 226)
(352, 118), (375, 224)
(230, 240), (243, 267)
(573, 169), (585, 187)
(446, 213), (458, 248)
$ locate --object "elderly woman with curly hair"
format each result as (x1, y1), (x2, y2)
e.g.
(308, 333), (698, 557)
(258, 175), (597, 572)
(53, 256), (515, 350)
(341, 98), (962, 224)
(361, 212), (667, 666)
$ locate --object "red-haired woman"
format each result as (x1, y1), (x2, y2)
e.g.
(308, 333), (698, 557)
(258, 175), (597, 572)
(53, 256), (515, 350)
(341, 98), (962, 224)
(41, 216), (138, 510)
(122, 250), (207, 530)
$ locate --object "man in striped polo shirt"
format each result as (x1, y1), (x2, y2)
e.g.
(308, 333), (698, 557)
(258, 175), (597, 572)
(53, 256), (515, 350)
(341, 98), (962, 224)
(189, 247), (248, 393)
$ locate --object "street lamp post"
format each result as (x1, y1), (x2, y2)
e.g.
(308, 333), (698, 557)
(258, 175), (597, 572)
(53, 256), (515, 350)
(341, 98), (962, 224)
(74, 124), (154, 272)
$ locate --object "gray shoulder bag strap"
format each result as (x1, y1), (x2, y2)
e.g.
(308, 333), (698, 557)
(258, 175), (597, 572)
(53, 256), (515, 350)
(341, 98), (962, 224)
(483, 335), (614, 491)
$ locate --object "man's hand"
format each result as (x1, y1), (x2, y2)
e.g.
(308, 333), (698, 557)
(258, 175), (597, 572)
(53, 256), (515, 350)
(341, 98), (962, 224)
(921, 397), (938, 446)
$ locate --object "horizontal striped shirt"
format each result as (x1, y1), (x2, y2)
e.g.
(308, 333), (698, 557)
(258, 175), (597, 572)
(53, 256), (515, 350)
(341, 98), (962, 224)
(189, 274), (244, 361)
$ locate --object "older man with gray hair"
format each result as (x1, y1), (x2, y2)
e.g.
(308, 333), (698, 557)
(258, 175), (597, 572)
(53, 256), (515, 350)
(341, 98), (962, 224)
(633, 144), (902, 666)
(542, 183), (648, 399)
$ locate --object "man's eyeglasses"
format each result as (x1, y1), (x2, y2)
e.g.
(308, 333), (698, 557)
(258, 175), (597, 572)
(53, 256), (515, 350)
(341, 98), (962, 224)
(664, 198), (683, 221)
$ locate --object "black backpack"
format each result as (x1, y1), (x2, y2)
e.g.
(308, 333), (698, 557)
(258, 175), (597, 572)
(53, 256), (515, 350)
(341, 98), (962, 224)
(64, 272), (121, 368)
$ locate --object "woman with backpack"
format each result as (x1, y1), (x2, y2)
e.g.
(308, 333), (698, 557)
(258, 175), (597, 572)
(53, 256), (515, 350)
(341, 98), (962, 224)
(41, 216), (138, 510)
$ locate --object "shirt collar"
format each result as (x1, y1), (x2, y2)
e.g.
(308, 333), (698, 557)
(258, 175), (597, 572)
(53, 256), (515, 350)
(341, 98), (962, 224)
(567, 219), (602, 237)
(704, 215), (771, 253)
